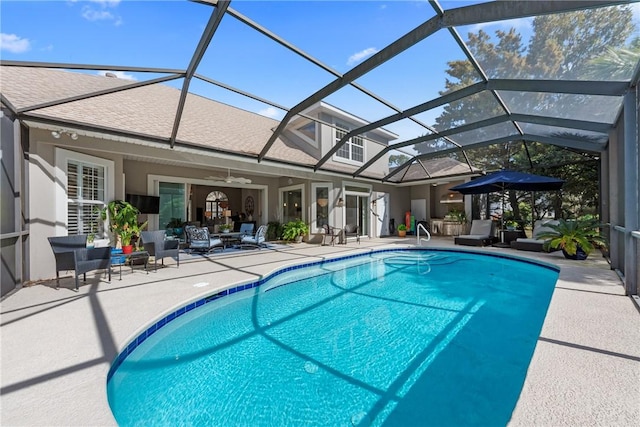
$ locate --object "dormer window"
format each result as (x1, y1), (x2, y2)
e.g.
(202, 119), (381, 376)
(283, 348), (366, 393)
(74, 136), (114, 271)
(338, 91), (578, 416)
(334, 122), (364, 164)
(297, 121), (316, 141)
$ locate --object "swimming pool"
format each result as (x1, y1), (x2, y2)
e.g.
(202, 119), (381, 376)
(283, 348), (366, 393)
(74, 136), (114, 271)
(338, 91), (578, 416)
(107, 249), (559, 426)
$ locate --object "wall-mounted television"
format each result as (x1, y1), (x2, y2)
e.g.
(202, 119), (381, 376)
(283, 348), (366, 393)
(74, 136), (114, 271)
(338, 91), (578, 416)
(126, 194), (160, 214)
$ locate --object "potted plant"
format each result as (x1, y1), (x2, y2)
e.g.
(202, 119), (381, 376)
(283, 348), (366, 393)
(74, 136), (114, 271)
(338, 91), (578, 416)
(282, 219), (309, 243)
(219, 224), (232, 234)
(397, 223), (407, 237)
(101, 200), (147, 254)
(167, 218), (184, 238)
(536, 218), (607, 260)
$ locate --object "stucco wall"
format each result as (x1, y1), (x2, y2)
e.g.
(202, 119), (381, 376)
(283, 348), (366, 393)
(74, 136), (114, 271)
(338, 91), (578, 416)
(28, 130), (124, 281)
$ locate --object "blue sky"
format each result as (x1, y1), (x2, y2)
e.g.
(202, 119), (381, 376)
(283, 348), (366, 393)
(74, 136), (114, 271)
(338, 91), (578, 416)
(2, 0), (640, 152)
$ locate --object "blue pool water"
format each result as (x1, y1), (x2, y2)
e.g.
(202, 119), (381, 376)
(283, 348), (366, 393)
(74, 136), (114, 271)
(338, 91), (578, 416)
(107, 249), (558, 426)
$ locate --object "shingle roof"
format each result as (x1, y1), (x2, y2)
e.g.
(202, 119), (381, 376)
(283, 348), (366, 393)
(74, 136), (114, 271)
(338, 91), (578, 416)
(389, 157), (478, 182)
(1, 66), (317, 166)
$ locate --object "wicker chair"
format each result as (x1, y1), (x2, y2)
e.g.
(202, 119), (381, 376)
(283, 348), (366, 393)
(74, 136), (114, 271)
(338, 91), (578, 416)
(140, 230), (180, 271)
(343, 223), (360, 244)
(48, 235), (111, 290)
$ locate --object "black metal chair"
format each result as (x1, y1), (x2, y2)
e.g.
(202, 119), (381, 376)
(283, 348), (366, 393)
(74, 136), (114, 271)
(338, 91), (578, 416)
(185, 226), (224, 253)
(140, 230), (180, 271)
(239, 225), (267, 249)
(48, 235), (112, 290)
(322, 224), (341, 246)
(343, 223), (360, 244)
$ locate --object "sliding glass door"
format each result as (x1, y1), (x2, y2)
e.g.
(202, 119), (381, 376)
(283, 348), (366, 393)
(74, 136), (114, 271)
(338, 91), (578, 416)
(159, 182), (185, 230)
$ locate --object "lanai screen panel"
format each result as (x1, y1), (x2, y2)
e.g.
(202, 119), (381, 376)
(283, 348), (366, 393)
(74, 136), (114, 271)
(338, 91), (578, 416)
(518, 123), (609, 145)
(497, 91), (624, 124)
(437, 122), (520, 147)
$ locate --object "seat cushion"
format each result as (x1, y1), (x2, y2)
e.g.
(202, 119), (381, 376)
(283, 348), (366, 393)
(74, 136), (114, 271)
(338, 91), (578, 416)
(515, 238), (546, 244)
(468, 220), (493, 236)
(457, 234), (487, 240)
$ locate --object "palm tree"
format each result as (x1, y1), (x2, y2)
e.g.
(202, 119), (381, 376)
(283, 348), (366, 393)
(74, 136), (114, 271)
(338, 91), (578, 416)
(585, 40), (640, 80)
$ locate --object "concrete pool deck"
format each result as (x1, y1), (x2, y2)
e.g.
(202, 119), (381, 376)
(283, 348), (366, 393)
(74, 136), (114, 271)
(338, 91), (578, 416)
(1, 237), (639, 426)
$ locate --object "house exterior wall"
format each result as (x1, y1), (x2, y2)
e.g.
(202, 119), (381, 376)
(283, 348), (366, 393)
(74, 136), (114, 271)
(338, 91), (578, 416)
(316, 112), (389, 176)
(27, 129), (125, 282)
(22, 115), (398, 283)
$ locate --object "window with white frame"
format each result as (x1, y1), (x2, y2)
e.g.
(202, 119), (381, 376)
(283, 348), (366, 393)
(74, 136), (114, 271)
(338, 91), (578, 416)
(67, 161), (105, 235)
(334, 122), (364, 164)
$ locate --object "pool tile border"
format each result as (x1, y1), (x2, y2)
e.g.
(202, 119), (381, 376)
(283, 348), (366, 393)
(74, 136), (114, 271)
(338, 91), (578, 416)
(106, 247), (559, 381)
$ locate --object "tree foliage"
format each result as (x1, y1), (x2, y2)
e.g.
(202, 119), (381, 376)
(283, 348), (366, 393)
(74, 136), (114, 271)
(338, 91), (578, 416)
(417, 6), (635, 221)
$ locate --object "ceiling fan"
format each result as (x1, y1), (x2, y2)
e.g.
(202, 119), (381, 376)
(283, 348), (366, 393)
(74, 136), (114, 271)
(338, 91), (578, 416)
(204, 168), (252, 184)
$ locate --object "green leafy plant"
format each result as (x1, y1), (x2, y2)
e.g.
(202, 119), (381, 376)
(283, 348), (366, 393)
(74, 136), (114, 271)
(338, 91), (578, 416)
(167, 218), (183, 229)
(282, 219), (309, 241)
(446, 208), (467, 224)
(397, 224), (407, 231)
(100, 200), (147, 247)
(219, 224), (232, 232)
(267, 221), (283, 241)
(536, 218), (607, 258)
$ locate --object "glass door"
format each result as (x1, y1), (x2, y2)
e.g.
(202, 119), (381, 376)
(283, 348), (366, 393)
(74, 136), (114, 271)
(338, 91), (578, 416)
(159, 182), (186, 231)
(311, 182), (332, 233)
(345, 194), (369, 239)
(280, 184), (304, 224)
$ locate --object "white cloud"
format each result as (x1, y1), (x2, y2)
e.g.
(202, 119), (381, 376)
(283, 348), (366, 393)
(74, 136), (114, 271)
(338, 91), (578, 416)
(347, 47), (379, 66)
(258, 107), (281, 119)
(97, 70), (137, 80)
(76, 0), (122, 25)
(0, 33), (31, 53)
(82, 6), (114, 21)
(89, 0), (121, 6)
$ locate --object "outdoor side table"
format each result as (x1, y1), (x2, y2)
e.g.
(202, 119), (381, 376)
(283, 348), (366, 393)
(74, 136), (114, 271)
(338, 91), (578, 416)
(111, 250), (150, 280)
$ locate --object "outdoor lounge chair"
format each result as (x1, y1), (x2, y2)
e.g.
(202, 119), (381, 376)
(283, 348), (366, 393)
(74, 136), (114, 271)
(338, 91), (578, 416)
(140, 230), (180, 271)
(238, 222), (255, 237)
(185, 226), (224, 253)
(454, 219), (495, 246)
(343, 223), (360, 244)
(239, 225), (267, 249)
(510, 219), (559, 252)
(48, 235), (112, 290)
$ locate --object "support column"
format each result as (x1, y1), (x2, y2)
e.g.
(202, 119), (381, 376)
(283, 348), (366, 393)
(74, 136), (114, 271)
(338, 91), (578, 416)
(623, 88), (639, 295)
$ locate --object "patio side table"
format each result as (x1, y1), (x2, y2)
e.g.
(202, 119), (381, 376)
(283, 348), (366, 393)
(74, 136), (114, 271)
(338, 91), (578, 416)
(111, 250), (150, 280)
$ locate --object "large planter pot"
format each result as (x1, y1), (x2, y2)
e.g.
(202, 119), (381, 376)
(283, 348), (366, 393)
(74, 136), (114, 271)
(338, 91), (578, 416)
(562, 246), (588, 260)
(397, 230), (406, 237)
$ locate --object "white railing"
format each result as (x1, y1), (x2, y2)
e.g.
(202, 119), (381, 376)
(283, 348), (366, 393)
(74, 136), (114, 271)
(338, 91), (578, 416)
(417, 223), (431, 246)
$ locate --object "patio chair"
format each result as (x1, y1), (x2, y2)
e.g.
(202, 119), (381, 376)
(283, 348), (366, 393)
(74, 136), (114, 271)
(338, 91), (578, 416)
(322, 224), (341, 246)
(48, 235), (112, 290)
(140, 230), (180, 271)
(342, 223), (360, 244)
(239, 225), (267, 249)
(454, 219), (495, 246)
(185, 226), (224, 253)
(238, 222), (255, 237)
(510, 219), (559, 252)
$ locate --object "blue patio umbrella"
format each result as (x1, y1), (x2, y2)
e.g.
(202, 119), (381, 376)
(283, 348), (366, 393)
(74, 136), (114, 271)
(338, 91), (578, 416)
(449, 170), (565, 195)
(450, 170), (565, 241)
